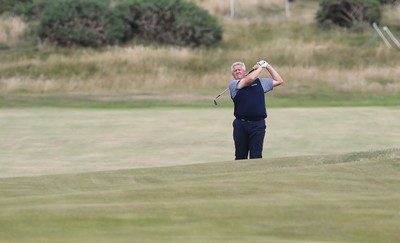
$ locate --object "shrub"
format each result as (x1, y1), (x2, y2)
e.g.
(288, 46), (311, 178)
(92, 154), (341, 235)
(38, 0), (124, 47)
(0, 0), (31, 14)
(115, 0), (223, 47)
(13, 0), (54, 21)
(13, 0), (111, 21)
(173, 2), (223, 47)
(316, 0), (381, 29)
(379, 0), (399, 4)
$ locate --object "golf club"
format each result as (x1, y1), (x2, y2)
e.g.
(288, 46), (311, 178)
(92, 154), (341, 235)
(213, 68), (256, 105)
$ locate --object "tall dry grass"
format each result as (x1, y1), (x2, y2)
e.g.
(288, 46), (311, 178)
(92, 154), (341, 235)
(382, 4), (400, 24)
(193, 0), (291, 17)
(0, 16), (26, 44)
(0, 0), (399, 97)
(2, 43), (398, 95)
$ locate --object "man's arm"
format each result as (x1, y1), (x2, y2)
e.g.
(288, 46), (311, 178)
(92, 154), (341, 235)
(266, 65), (284, 87)
(236, 64), (263, 89)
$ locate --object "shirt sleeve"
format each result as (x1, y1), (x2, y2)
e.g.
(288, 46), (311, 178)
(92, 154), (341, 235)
(260, 78), (274, 93)
(229, 79), (240, 98)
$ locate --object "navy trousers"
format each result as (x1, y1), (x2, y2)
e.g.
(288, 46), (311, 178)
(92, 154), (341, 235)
(233, 119), (266, 160)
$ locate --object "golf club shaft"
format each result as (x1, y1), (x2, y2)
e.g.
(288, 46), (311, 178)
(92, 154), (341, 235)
(216, 87), (229, 98)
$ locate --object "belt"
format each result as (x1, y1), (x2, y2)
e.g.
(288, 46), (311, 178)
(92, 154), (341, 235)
(238, 118), (263, 122)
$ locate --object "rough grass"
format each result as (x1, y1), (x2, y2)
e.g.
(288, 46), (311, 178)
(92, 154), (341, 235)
(0, 16), (26, 44)
(0, 0), (399, 107)
(0, 149), (399, 243)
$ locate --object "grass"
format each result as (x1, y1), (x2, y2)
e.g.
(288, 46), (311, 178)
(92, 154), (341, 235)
(0, 149), (399, 243)
(0, 1), (399, 242)
(0, 16), (26, 43)
(1, 107), (399, 178)
(0, 0), (399, 107)
(0, 91), (399, 109)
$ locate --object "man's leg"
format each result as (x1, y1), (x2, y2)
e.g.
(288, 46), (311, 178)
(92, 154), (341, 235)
(248, 120), (266, 159)
(233, 119), (249, 160)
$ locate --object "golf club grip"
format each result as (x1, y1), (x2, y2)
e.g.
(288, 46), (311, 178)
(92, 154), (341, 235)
(246, 68), (256, 76)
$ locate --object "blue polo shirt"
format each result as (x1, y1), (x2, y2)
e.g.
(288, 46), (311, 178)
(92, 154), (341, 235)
(229, 78), (274, 121)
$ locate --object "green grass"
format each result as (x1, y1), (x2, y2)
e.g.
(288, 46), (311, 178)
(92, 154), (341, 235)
(2, 107), (399, 177)
(1, 2), (399, 241)
(1, 92), (399, 109)
(1, 149), (399, 243)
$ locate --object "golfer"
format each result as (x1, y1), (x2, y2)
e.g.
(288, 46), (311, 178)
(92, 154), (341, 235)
(229, 60), (284, 160)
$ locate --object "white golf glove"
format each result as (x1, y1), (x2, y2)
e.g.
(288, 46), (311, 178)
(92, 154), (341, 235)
(257, 60), (269, 69)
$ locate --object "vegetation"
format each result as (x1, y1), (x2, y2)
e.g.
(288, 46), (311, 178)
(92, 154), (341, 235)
(115, 0), (222, 47)
(0, 1), (399, 241)
(0, 0), (399, 107)
(3, 0), (222, 48)
(379, 0), (400, 4)
(0, 0), (31, 13)
(316, 0), (381, 28)
(2, 107), (399, 177)
(1, 148), (399, 242)
(38, 0), (124, 47)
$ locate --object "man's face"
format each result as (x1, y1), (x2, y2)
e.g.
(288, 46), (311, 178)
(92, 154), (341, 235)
(232, 64), (245, 80)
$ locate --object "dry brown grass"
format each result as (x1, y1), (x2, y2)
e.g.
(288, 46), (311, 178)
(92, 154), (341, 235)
(0, 0), (399, 97)
(382, 4), (400, 24)
(1, 42), (399, 94)
(0, 16), (26, 44)
(280, 65), (400, 95)
(194, 0), (290, 16)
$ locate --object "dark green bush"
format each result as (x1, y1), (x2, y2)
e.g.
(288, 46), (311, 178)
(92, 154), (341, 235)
(0, 0), (31, 14)
(38, 0), (124, 47)
(173, 2), (223, 47)
(379, 0), (399, 4)
(316, 0), (381, 29)
(13, 0), (54, 21)
(1, 0), (111, 17)
(115, 0), (223, 47)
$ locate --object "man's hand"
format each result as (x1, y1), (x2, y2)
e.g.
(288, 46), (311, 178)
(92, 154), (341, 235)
(257, 60), (269, 69)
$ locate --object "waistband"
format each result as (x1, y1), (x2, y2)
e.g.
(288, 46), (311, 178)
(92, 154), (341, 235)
(237, 118), (264, 122)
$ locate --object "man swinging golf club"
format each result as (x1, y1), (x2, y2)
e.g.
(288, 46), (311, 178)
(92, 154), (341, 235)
(229, 59), (284, 160)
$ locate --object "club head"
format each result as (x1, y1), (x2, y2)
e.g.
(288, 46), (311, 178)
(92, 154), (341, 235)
(213, 99), (218, 106)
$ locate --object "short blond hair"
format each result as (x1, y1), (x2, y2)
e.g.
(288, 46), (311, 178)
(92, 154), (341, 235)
(231, 62), (246, 72)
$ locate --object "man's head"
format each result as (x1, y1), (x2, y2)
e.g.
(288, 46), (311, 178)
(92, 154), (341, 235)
(231, 62), (246, 80)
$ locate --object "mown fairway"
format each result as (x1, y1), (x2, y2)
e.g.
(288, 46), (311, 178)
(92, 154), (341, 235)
(0, 106), (399, 242)
(1, 107), (399, 178)
(0, 148), (399, 243)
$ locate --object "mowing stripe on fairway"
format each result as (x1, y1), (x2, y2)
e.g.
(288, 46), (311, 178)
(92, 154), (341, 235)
(0, 107), (399, 178)
(0, 149), (399, 243)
